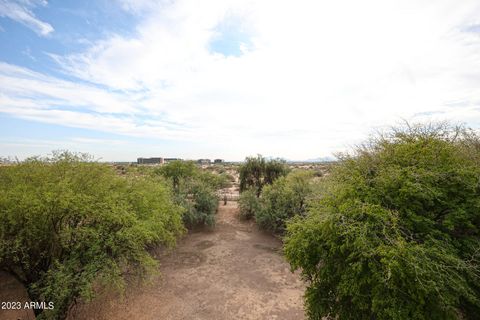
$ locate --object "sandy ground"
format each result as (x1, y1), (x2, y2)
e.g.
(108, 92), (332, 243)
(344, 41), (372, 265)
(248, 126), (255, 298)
(0, 201), (305, 320)
(0, 273), (35, 320)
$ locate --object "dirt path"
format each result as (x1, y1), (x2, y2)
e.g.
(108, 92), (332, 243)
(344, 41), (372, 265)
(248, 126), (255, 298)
(0, 202), (305, 320)
(70, 202), (305, 320)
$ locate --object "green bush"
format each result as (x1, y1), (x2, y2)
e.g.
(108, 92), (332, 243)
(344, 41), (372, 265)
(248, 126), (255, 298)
(284, 124), (480, 319)
(256, 170), (313, 233)
(0, 152), (185, 319)
(197, 171), (232, 190)
(156, 160), (196, 191)
(181, 181), (219, 227)
(156, 160), (221, 227)
(239, 155), (289, 196)
(238, 188), (261, 220)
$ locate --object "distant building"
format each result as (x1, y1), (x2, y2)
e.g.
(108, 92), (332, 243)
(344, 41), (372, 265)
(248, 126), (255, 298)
(164, 158), (181, 163)
(137, 157), (164, 165)
(197, 159), (211, 165)
(214, 159), (224, 164)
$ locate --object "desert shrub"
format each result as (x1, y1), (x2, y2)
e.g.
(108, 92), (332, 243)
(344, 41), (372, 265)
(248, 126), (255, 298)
(181, 181), (219, 227)
(284, 123), (480, 319)
(238, 188), (261, 220)
(239, 155), (289, 196)
(197, 171), (232, 190)
(313, 169), (323, 177)
(132, 163), (156, 176)
(157, 160), (229, 191)
(256, 170), (313, 233)
(156, 160), (196, 191)
(156, 161), (222, 227)
(0, 151), (185, 319)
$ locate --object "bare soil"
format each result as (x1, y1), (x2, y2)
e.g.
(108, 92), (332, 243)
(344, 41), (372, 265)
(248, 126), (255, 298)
(1, 201), (305, 320)
(0, 273), (35, 320)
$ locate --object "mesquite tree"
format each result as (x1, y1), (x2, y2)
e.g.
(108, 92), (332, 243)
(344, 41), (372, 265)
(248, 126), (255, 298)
(0, 152), (185, 319)
(285, 123), (480, 319)
(239, 155), (288, 196)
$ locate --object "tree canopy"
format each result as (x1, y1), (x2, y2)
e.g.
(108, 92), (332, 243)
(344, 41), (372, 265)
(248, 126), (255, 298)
(0, 152), (185, 319)
(239, 155), (289, 196)
(284, 123), (480, 319)
(156, 160), (224, 227)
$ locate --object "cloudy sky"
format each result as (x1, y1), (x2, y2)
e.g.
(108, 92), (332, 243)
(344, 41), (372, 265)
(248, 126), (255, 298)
(1, 0), (480, 161)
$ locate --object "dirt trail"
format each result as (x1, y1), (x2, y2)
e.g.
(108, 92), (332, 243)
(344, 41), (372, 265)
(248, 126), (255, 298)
(1, 202), (305, 320)
(71, 202), (305, 320)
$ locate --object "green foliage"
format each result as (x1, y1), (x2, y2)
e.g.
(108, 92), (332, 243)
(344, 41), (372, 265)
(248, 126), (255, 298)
(197, 171), (232, 190)
(284, 124), (480, 319)
(238, 188), (261, 220)
(156, 160), (221, 227)
(256, 170), (313, 233)
(156, 160), (196, 191)
(181, 181), (219, 227)
(239, 155), (289, 196)
(239, 155), (265, 195)
(0, 151), (185, 319)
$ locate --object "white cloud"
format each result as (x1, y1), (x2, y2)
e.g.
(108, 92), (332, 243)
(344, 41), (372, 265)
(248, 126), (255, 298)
(115, 0), (163, 15)
(0, 137), (133, 161)
(0, 0), (53, 36)
(0, 62), (136, 114)
(3, 0), (480, 159)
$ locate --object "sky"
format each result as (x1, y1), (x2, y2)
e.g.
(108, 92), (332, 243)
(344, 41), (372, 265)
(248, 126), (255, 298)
(1, 0), (480, 161)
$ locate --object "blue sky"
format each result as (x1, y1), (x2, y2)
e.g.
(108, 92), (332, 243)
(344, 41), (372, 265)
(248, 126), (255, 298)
(1, 0), (480, 161)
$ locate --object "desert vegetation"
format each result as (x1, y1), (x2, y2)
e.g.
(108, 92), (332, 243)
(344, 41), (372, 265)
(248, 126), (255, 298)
(1, 123), (480, 320)
(234, 124), (480, 319)
(155, 160), (231, 227)
(255, 170), (314, 233)
(0, 153), (231, 320)
(238, 156), (315, 233)
(239, 155), (290, 196)
(284, 123), (480, 319)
